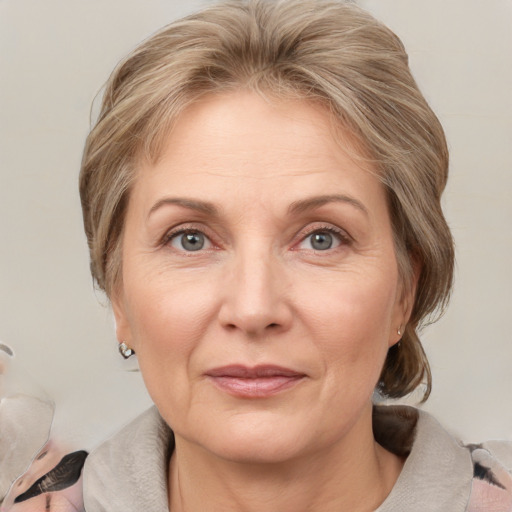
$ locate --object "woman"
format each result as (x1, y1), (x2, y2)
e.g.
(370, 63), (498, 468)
(79, 1), (512, 510)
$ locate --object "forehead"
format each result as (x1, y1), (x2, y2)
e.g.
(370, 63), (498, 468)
(166, 92), (358, 162)
(131, 91), (385, 216)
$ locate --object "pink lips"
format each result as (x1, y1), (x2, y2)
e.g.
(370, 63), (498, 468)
(205, 365), (305, 398)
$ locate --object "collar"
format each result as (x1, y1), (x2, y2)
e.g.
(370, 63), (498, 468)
(83, 406), (173, 512)
(84, 405), (473, 512)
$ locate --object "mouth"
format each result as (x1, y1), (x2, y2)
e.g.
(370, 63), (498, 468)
(205, 365), (306, 398)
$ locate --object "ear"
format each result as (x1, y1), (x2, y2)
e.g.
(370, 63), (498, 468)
(111, 288), (133, 347)
(389, 258), (421, 347)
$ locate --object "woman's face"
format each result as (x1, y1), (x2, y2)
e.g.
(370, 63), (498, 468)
(113, 91), (411, 463)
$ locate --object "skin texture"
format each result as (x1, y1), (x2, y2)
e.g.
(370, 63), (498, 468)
(113, 91), (413, 511)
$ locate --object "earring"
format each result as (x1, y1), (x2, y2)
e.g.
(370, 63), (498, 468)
(397, 325), (403, 337)
(118, 342), (135, 359)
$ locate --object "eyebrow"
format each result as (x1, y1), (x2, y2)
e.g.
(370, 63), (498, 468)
(288, 194), (369, 216)
(148, 194), (368, 220)
(148, 198), (219, 219)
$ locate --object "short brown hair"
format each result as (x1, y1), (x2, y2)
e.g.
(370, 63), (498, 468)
(80, 0), (454, 400)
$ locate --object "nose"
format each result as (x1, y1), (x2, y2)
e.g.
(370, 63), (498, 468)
(218, 245), (293, 338)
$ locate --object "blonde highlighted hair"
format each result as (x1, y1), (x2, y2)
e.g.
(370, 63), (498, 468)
(80, 0), (454, 400)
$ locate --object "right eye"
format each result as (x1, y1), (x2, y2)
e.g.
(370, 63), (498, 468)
(168, 230), (212, 252)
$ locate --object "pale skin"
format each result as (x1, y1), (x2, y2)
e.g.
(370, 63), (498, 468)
(113, 91), (415, 511)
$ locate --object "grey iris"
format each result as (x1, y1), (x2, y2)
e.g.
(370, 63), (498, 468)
(311, 232), (333, 250)
(181, 232), (205, 251)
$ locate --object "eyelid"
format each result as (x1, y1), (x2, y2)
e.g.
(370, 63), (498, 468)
(301, 223), (351, 239)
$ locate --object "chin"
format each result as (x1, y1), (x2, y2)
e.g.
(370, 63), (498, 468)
(191, 411), (314, 465)
(209, 435), (307, 465)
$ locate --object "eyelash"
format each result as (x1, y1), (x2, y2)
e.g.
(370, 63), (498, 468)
(162, 223), (351, 253)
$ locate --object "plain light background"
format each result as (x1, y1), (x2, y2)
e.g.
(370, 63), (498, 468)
(0, 0), (511, 450)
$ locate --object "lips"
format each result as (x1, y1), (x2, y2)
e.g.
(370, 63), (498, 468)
(205, 365), (305, 398)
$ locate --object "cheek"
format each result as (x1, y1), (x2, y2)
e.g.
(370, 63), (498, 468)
(125, 269), (219, 351)
(122, 270), (221, 401)
(307, 272), (397, 373)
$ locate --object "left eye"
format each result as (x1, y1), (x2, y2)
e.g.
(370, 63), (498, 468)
(299, 230), (343, 251)
(169, 231), (211, 252)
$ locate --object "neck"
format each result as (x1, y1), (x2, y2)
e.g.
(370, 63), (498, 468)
(168, 406), (403, 512)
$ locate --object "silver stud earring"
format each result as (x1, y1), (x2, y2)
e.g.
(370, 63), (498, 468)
(397, 326), (402, 337)
(118, 342), (135, 359)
